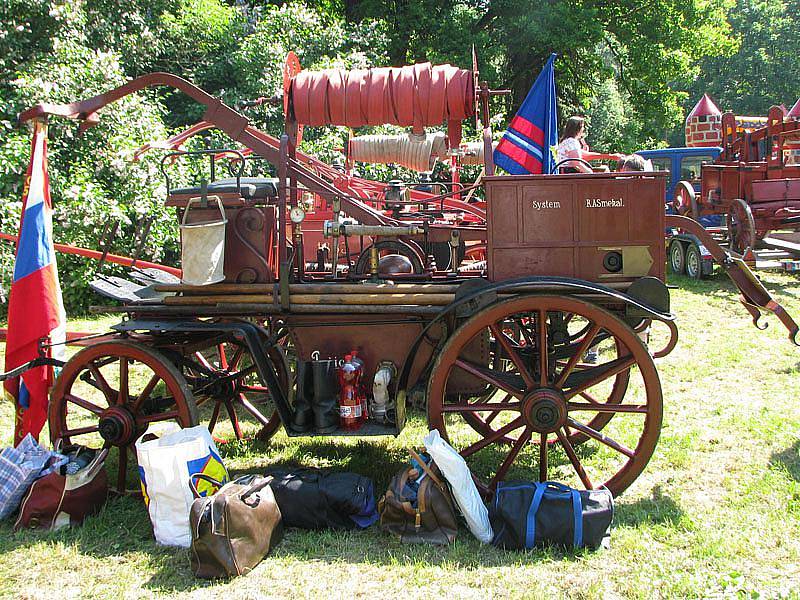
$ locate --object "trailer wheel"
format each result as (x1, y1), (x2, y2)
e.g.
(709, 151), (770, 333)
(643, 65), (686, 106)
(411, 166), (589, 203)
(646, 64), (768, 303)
(427, 295), (662, 497)
(685, 243), (704, 280)
(669, 239), (686, 275)
(49, 340), (199, 495)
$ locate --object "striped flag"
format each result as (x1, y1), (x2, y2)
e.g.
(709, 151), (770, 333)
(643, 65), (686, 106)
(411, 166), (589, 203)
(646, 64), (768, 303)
(3, 120), (66, 445)
(494, 53), (558, 175)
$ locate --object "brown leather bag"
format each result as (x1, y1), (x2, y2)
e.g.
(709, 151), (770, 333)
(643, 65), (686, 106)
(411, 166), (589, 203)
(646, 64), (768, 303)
(378, 449), (458, 545)
(189, 474), (284, 579)
(14, 448), (108, 531)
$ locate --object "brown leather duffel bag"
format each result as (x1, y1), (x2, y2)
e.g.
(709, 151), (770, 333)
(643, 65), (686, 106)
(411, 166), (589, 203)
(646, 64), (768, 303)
(378, 449), (458, 545)
(189, 474), (284, 579)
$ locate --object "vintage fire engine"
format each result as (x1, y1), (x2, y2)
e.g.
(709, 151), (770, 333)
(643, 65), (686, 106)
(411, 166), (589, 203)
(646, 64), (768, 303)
(16, 59), (798, 499)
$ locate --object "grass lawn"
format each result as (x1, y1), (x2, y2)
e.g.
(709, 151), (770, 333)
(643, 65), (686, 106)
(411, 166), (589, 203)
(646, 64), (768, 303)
(1, 271), (799, 599)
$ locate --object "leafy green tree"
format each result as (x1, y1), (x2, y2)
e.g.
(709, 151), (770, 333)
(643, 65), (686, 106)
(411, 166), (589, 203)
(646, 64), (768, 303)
(689, 0), (800, 116)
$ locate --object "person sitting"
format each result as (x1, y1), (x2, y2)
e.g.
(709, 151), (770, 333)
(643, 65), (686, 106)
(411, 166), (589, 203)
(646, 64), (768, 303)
(557, 116), (623, 173)
(617, 154), (648, 172)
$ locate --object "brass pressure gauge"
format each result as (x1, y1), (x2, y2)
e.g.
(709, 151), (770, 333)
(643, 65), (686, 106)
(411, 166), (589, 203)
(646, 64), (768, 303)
(290, 206), (306, 224)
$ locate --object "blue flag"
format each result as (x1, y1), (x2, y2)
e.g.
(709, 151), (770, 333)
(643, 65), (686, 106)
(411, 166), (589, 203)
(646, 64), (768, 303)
(493, 53), (558, 175)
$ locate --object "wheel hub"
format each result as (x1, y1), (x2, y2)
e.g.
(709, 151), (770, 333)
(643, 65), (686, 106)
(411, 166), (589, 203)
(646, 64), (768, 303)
(523, 388), (567, 433)
(98, 406), (138, 446)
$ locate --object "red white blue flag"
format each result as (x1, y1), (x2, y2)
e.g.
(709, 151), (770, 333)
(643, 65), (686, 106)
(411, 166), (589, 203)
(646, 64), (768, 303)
(494, 53), (558, 175)
(4, 120), (66, 446)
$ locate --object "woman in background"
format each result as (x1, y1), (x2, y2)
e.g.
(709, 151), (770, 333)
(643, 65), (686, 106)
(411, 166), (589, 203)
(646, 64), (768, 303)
(557, 116), (622, 173)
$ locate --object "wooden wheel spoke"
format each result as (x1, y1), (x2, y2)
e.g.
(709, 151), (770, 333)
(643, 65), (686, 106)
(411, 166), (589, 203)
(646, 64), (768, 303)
(239, 384), (270, 394)
(491, 427), (532, 488)
(138, 410), (180, 425)
(130, 373), (161, 413)
(441, 401), (522, 413)
(238, 395), (273, 427)
(453, 359), (524, 399)
(208, 401), (222, 434)
(217, 344), (229, 369)
(63, 424), (100, 437)
(490, 324), (535, 389)
(223, 400), (243, 440)
(228, 347), (245, 370)
(538, 432), (548, 482)
(537, 309), (549, 387)
(87, 362), (115, 402)
(118, 358), (129, 405)
(230, 364), (257, 382)
(460, 416), (526, 457)
(564, 355), (636, 399)
(556, 323), (602, 388)
(567, 417), (635, 458)
(556, 428), (594, 489)
(65, 393), (104, 415)
(567, 401), (648, 414)
(193, 351), (214, 372)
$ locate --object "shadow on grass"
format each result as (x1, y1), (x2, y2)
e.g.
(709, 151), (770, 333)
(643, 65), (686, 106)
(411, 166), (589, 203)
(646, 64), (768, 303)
(0, 434), (615, 593)
(614, 485), (684, 527)
(769, 439), (800, 481)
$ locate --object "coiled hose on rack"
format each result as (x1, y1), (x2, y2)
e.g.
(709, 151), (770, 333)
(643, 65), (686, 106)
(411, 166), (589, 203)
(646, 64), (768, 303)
(290, 63), (475, 144)
(348, 132), (448, 171)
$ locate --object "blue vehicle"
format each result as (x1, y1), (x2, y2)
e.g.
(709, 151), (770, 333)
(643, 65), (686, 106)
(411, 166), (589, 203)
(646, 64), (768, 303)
(635, 147), (723, 279)
(635, 146), (721, 205)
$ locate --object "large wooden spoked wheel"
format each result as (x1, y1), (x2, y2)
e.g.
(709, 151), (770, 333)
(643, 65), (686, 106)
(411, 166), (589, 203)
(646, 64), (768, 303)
(49, 340), (198, 495)
(427, 295), (662, 497)
(188, 340), (290, 443)
(458, 316), (631, 447)
(726, 198), (757, 254)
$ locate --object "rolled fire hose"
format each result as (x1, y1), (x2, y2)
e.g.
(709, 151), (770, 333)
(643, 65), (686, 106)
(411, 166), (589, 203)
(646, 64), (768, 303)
(290, 63), (475, 145)
(460, 140), (498, 165)
(348, 132), (448, 171)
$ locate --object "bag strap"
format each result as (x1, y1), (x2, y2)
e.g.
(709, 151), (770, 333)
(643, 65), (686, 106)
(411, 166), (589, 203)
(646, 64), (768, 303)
(189, 472), (224, 499)
(408, 448), (444, 488)
(525, 483), (548, 548)
(570, 489), (583, 548)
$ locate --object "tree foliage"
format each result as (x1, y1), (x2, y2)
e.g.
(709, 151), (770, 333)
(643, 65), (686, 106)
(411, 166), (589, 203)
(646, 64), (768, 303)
(688, 0), (800, 116)
(0, 0), (794, 311)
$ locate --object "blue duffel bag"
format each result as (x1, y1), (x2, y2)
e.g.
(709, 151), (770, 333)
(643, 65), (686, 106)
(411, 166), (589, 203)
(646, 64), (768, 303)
(489, 481), (613, 550)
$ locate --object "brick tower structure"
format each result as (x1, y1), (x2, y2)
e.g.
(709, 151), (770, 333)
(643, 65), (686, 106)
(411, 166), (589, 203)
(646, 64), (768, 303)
(685, 94), (722, 147)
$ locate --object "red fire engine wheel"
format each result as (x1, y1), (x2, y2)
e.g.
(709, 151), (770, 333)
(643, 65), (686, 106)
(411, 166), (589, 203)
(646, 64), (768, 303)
(427, 295), (662, 497)
(460, 330), (631, 447)
(187, 339), (290, 443)
(726, 198), (757, 254)
(49, 340), (198, 495)
(673, 181), (698, 217)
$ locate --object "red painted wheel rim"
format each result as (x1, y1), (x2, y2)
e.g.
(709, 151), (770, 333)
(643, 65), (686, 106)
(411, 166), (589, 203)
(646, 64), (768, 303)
(49, 340), (197, 495)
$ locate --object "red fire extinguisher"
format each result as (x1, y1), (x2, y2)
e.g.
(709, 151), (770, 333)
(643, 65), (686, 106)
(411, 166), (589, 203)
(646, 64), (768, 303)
(338, 355), (363, 430)
(350, 349), (369, 421)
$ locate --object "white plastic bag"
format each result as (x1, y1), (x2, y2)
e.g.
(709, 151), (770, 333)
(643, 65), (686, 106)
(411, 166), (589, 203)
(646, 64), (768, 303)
(423, 429), (493, 544)
(135, 424), (228, 547)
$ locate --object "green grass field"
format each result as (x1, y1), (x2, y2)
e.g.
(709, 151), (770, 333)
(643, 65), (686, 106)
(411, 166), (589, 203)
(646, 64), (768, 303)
(1, 271), (799, 599)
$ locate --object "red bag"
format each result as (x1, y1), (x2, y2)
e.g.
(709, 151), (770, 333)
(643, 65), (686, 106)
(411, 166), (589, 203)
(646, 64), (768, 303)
(14, 447), (108, 531)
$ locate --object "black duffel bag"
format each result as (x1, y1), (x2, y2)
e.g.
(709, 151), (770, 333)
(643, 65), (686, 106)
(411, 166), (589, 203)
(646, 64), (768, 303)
(262, 468), (378, 530)
(490, 481), (613, 550)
